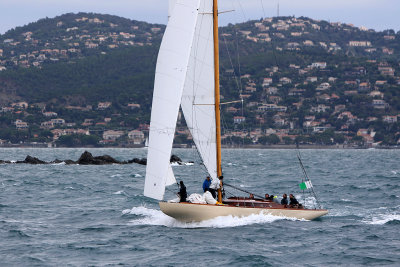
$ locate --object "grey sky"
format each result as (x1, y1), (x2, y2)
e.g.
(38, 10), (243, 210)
(0, 0), (399, 34)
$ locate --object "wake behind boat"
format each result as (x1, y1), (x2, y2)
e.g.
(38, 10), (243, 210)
(143, 0), (328, 222)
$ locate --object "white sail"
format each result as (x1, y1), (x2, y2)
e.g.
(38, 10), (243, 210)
(181, 0), (218, 179)
(144, 0), (201, 200)
(166, 164), (176, 186)
(168, 0), (177, 18)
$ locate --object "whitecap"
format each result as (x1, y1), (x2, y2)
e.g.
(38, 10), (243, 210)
(113, 190), (124, 195)
(51, 162), (66, 166)
(123, 206), (298, 228)
(391, 170), (398, 175)
(111, 174), (122, 178)
(134, 174), (142, 178)
(364, 214), (400, 225)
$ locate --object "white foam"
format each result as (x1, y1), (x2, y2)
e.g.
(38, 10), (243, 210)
(51, 162), (66, 165)
(113, 190), (124, 195)
(363, 214), (400, 225)
(111, 174), (122, 178)
(123, 206), (296, 228)
(134, 174), (142, 177)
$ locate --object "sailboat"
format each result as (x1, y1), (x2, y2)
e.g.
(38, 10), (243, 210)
(144, 0), (328, 222)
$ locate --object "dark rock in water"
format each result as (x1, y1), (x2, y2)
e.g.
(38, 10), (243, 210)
(130, 158), (147, 165)
(170, 154), (182, 163)
(77, 151), (95, 165)
(64, 159), (76, 165)
(0, 151), (152, 165)
(77, 151), (121, 165)
(95, 155), (121, 164)
(23, 155), (47, 164)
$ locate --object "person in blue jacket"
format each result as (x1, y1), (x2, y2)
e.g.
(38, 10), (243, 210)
(202, 176), (211, 192)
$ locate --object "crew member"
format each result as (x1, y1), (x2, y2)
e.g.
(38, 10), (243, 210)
(281, 193), (288, 205)
(203, 176), (211, 192)
(178, 181), (187, 202)
(289, 194), (299, 207)
(209, 176), (223, 199)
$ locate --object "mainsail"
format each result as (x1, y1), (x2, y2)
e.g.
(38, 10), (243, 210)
(144, 0), (201, 200)
(181, 0), (218, 180)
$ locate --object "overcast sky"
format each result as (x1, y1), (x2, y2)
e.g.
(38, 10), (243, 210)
(0, 0), (399, 34)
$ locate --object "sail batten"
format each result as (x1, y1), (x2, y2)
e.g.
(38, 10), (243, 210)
(144, 0), (201, 200)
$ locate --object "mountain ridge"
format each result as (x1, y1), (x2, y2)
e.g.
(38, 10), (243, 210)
(0, 12), (399, 146)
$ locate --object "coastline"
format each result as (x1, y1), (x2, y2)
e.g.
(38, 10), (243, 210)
(0, 143), (398, 149)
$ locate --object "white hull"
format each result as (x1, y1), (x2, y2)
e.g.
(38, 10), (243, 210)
(159, 202), (328, 222)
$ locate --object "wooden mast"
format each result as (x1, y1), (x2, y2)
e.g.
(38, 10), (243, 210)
(213, 0), (223, 202)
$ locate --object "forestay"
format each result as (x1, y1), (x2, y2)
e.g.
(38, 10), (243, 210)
(144, 0), (201, 200)
(181, 0), (218, 180)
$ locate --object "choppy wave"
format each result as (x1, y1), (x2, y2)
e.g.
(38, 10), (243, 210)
(363, 214), (400, 225)
(1, 148), (400, 266)
(123, 206), (295, 228)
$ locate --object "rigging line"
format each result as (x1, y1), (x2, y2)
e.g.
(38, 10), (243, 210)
(296, 151), (322, 209)
(234, 26), (243, 96)
(235, 0), (247, 22)
(259, 0), (266, 18)
(224, 183), (264, 199)
(220, 27), (241, 92)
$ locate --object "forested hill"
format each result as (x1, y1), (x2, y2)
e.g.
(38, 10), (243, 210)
(0, 13), (399, 146)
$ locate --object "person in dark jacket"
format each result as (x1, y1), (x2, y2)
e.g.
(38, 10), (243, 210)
(281, 193), (288, 205)
(179, 181), (187, 202)
(203, 176), (211, 192)
(289, 194), (299, 207)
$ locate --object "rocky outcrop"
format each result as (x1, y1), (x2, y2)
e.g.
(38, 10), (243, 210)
(76, 151), (121, 165)
(19, 155), (47, 164)
(0, 151), (188, 166)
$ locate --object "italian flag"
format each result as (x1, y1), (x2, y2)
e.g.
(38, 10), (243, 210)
(299, 181), (313, 190)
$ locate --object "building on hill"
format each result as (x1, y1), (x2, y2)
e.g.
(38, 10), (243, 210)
(127, 103), (141, 109)
(306, 77), (318, 83)
(103, 130), (124, 141)
(11, 102), (28, 109)
(98, 102), (112, 110)
(233, 116), (246, 124)
(383, 115), (397, 123)
(311, 62), (327, 69)
(316, 82), (330, 91)
(372, 99), (389, 109)
(128, 130), (145, 145)
(378, 67), (395, 76)
(349, 41), (371, 47)
(15, 119), (28, 130)
(43, 111), (58, 117)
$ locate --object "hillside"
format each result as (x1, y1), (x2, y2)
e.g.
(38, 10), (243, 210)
(0, 13), (399, 147)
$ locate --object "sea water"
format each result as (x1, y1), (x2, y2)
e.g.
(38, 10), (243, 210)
(0, 148), (399, 266)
